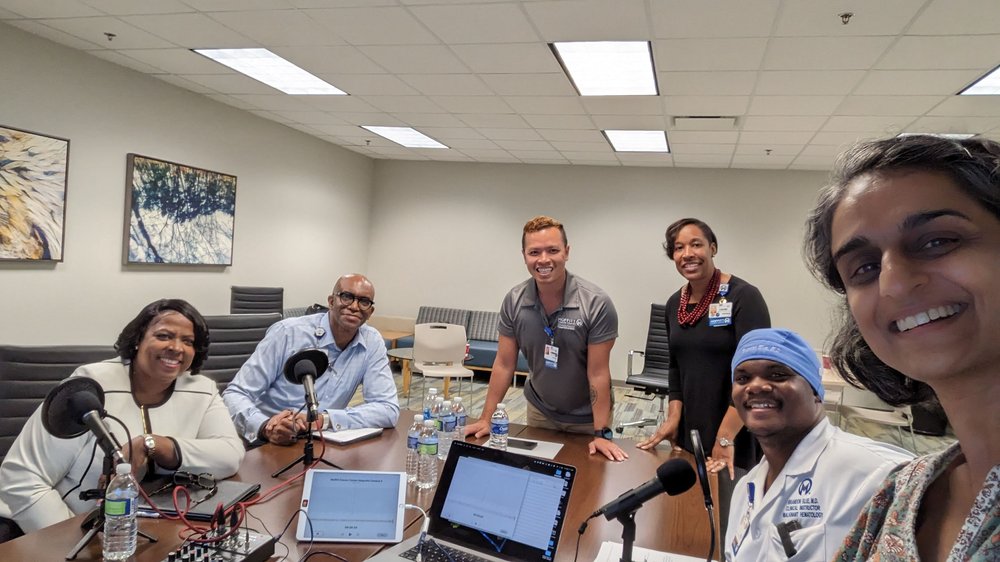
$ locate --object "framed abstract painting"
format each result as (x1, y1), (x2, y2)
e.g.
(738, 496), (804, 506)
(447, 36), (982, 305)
(0, 125), (70, 261)
(123, 154), (237, 265)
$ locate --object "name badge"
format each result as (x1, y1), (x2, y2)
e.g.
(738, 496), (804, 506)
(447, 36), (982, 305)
(709, 301), (733, 327)
(544, 344), (559, 369)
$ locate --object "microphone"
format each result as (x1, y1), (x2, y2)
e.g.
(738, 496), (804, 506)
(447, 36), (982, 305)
(592, 458), (695, 521)
(283, 349), (329, 422)
(41, 377), (125, 463)
(690, 430), (714, 510)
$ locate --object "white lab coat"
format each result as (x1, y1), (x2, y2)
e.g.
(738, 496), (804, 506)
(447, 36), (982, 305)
(724, 418), (913, 562)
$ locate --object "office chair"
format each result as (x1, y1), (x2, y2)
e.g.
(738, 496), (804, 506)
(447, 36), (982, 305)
(616, 303), (670, 434)
(411, 323), (475, 411)
(230, 286), (284, 315)
(200, 313), (282, 391)
(839, 384), (918, 452)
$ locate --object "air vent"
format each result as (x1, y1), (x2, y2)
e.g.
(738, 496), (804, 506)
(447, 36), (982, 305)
(672, 116), (738, 131)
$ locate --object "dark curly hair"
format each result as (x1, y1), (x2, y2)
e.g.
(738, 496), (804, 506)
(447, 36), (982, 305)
(804, 134), (1000, 405)
(663, 218), (717, 259)
(114, 299), (211, 375)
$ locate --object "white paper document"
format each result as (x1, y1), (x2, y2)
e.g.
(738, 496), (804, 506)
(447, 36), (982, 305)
(594, 541), (705, 562)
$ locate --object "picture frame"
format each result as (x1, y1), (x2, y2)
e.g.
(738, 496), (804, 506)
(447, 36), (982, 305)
(0, 125), (70, 261)
(123, 154), (237, 266)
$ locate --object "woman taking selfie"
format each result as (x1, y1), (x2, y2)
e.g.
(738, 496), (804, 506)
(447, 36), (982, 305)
(805, 134), (999, 560)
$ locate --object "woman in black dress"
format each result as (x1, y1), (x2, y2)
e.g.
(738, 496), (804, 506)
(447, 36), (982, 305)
(637, 218), (770, 477)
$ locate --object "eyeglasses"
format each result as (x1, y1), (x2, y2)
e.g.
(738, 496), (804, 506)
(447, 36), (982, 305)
(335, 291), (374, 311)
(173, 471), (216, 490)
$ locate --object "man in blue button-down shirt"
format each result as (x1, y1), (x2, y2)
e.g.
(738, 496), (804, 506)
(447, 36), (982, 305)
(223, 274), (400, 445)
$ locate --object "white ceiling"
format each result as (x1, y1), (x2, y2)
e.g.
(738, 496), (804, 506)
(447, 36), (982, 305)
(3, 0), (1000, 170)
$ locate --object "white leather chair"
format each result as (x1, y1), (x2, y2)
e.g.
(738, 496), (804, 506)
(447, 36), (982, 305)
(412, 323), (475, 409)
(839, 384), (918, 452)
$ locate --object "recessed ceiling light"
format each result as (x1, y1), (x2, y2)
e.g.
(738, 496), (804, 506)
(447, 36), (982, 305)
(959, 65), (1000, 95)
(361, 126), (448, 149)
(193, 48), (346, 95)
(552, 41), (657, 96)
(604, 130), (669, 152)
(897, 133), (976, 140)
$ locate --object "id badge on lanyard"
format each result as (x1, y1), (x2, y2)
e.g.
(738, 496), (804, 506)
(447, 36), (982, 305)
(730, 482), (754, 557)
(709, 282), (733, 327)
(543, 326), (559, 369)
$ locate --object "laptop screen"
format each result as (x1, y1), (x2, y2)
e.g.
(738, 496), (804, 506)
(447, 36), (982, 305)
(429, 441), (576, 562)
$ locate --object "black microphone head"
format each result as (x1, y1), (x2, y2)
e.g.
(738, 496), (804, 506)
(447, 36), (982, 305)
(656, 458), (697, 496)
(283, 348), (329, 384)
(41, 377), (106, 439)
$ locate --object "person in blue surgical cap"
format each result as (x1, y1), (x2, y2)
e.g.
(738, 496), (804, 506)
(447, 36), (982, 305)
(724, 328), (912, 562)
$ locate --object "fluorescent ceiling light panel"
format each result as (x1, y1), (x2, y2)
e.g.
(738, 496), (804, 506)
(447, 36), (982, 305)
(361, 126), (448, 149)
(193, 48), (346, 95)
(604, 130), (669, 152)
(959, 65), (1000, 95)
(552, 41), (657, 96)
(897, 133), (976, 139)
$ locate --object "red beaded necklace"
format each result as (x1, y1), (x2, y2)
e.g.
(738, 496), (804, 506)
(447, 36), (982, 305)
(677, 268), (721, 327)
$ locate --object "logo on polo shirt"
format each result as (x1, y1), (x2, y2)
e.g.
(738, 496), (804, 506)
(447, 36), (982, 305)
(557, 317), (583, 330)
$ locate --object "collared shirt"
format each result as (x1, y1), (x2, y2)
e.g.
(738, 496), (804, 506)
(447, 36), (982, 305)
(725, 418), (913, 562)
(222, 313), (399, 443)
(498, 271), (617, 423)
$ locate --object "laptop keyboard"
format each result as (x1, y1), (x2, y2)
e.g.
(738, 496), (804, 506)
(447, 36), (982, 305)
(399, 541), (494, 562)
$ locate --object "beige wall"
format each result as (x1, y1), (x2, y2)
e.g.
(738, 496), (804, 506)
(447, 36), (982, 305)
(367, 160), (841, 378)
(0, 24), (375, 344)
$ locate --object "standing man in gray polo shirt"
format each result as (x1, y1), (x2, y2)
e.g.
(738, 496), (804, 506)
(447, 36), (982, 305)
(465, 216), (627, 461)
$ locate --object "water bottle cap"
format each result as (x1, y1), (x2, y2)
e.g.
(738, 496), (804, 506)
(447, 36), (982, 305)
(496, 402), (506, 410)
(435, 396), (444, 402)
(429, 388), (438, 395)
(115, 463), (131, 475)
(442, 400), (452, 406)
(453, 396), (462, 403)
(423, 420), (436, 427)
(414, 413), (424, 421)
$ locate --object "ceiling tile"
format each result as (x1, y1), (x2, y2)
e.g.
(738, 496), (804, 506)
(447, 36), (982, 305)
(821, 115), (916, 133)
(789, 155), (835, 171)
(617, 153), (674, 166)
(430, 96), (514, 114)
(650, 0), (779, 38)
(659, 72), (757, 96)
(178, 73), (277, 94)
(359, 45), (469, 74)
(521, 114), (594, 129)
(411, 3), (537, 43)
(227, 93), (318, 111)
(800, 144), (846, 157)
(763, 37), (893, 71)
(664, 96), (749, 116)
(907, 0), (1000, 35)
(854, 70), (984, 96)
(734, 144), (801, 156)
(451, 43), (563, 74)
(537, 129), (607, 142)
(457, 114), (529, 128)
(207, 9), (338, 46)
(474, 128), (543, 141)
(669, 143), (735, 155)
(87, 49), (169, 74)
(391, 112), (466, 127)
(836, 96), (945, 116)
(905, 116), (1000, 135)
(547, 140), (610, 152)
(120, 48), (230, 74)
(655, 38), (768, 71)
(877, 35), (1000, 70)
(306, 6), (438, 45)
(332, 112), (403, 126)
(82, 0), (194, 15)
(590, 114), (667, 130)
(362, 95), (445, 114)
(121, 13), (252, 47)
(747, 96), (843, 116)
(4, 19), (104, 49)
(299, 95), (379, 112)
(774, 0), (922, 36)
(324, 74), (419, 95)
(810, 131), (882, 145)
(270, 110), (346, 124)
(38, 16), (175, 48)
(398, 74), (492, 96)
(741, 116), (828, 131)
(504, 96), (586, 115)
(926, 96), (1000, 118)
(443, 138), (500, 150)
(310, 124), (365, 136)
(417, 127), (484, 141)
(524, 0), (649, 41)
(493, 139), (555, 151)
(479, 73), (575, 96)
(0, 0), (100, 18)
(274, 45), (382, 74)
(671, 154), (732, 165)
(738, 131), (815, 144)
(667, 131), (739, 144)
(755, 71), (866, 95)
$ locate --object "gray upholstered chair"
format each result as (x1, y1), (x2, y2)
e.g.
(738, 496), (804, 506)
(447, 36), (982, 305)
(616, 303), (671, 434)
(230, 286), (284, 315)
(0, 345), (116, 465)
(201, 313), (282, 391)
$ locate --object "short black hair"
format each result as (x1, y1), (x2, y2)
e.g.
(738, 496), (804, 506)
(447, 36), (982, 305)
(663, 218), (717, 259)
(803, 134), (1000, 405)
(114, 299), (210, 375)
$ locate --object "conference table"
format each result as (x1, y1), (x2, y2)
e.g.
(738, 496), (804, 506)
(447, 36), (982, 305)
(0, 413), (721, 561)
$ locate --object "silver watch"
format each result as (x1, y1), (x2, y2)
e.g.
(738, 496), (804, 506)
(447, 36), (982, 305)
(718, 437), (734, 448)
(143, 434), (157, 456)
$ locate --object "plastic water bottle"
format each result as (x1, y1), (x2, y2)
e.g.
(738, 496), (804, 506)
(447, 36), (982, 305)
(452, 397), (467, 441)
(490, 403), (509, 451)
(406, 413), (424, 483)
(438, 399), (456, 460)
(417, 420), (439, 489)
(430, 396), (445, 431)
(103, 463), (138, 560)
(423, 387), (439, 419)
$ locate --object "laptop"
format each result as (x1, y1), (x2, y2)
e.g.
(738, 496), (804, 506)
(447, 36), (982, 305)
(370, 440), (577, 562)
(138, 478), (260, 521)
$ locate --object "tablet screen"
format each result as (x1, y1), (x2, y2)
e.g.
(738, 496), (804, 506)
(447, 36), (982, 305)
(296, 469), (406, 543)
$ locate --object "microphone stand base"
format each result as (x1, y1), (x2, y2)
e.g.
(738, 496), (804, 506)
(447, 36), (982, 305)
(271, 432), (340, 478)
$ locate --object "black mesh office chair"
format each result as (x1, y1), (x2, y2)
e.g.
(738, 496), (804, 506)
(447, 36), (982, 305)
(201, 313), (282, 391)
(230, 286), (284, 315)
(616, 303), (670, 434)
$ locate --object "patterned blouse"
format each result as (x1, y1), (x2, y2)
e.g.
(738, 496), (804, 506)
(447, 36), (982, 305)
(835, 442), (999, 561)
